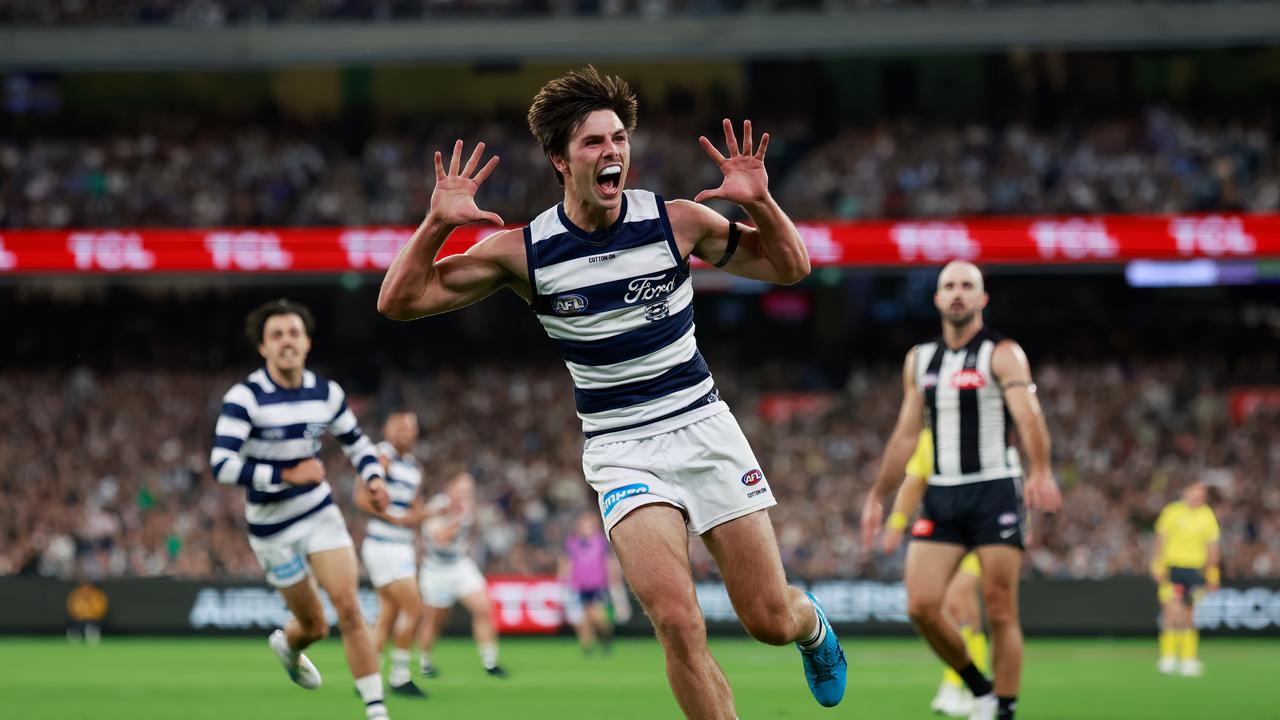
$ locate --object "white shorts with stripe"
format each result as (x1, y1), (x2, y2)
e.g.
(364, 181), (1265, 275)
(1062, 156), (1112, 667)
(247, 504), (353, 589)
(583, 409), (777, 537)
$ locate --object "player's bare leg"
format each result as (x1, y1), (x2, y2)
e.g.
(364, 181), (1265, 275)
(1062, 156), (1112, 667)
(573, 603), (599, 652)
(702, 510), (818, 645)
(417, 603), (446, 676)
(372, 588), (398, 655)
(460, 590), (505, 676)
(587, 601), (613, 653)
(310, 547), (388, 719)
(934, 570), (985, 716)
(905, 541), (971, 668)
(974, 546), (1022, 697)
(612, 504), (735, 720)
(381, 578), (425, 695)
(703, 509), (846, 707)
(271, 578), (328, 689)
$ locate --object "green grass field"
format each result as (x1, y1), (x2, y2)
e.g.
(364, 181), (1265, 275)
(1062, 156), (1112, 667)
(2, 636), (1276, 719)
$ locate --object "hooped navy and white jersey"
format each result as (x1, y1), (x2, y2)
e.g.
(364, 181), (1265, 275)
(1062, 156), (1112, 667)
(422, 494), (472, 565)
(210, 368), (382, 538)
(525, 189), (724, 439)
(365, 441), (423, 545)
(914, 327), (1023, 485)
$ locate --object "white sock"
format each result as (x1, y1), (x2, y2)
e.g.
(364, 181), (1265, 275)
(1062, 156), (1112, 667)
(479, 642), (499, 670)
(419, 651), (432, 670)
(798, 600), (826, 652)
(389, 649), (411, 685)
(355, 672), (385, 707)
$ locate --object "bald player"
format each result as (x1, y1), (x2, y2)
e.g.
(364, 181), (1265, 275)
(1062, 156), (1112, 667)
(862, 261), (1062, 720)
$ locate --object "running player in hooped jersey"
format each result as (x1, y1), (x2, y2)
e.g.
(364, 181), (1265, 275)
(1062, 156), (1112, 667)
(559, 510), (624, 656)
(210, 299), (393, 720)
(415, 471), (506, 678)
(378, 67), (846, 717)
(862, 261), (1062, 720)
(354, 411), (431, 698)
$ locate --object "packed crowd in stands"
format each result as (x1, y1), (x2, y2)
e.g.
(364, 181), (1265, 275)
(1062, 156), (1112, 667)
(0, 0), (1121, 26)
(1, 355), (1275, 583)
(5, 107), (1276, 230)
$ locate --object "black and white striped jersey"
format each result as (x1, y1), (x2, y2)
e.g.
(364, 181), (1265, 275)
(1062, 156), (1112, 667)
(914, 327), (1022, 486)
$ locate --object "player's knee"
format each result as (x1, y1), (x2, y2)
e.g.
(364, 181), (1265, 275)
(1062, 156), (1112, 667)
(982, 590), (1018, 627)
(648, 603), (706, 651)
(738, 597), (794, 646)
(907, 595), (944, 626)
(299, 614), (329, 642)
(330, 594), (364, 630)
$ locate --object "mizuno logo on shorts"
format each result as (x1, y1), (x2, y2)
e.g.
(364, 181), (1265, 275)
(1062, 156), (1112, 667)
(602, 483), (650, 517)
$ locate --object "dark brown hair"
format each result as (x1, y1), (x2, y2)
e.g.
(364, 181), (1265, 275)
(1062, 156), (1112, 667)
(244, 298), (316, 348)
(527, 65), (638, 185)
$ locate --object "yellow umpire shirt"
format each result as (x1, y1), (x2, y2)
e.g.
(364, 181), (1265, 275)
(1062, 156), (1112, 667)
(1155, 500), (1220, 569)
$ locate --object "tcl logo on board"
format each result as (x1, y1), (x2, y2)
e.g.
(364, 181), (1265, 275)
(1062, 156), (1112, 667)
(1170, 216), (1257, 257)
(1030, 219), (1119, 260)
(68, 232), (156, 271)
(891, 223), (979, 262)
(204, 231), (292, 270)
(339, 229), (413, 269)
(0, 237), (15, 270)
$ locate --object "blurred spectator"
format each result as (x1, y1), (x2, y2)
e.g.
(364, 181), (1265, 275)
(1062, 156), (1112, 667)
(5, 107), (1278, 230)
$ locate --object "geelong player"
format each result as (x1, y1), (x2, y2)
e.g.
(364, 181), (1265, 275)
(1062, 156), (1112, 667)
(378, 66), (846, 717)
(355, 411), (431, 697)
(881, 429), (989, 717)
(862, 261), (1062, 720)
(1151, 481), (1221, 677)
(210, 299), (393, 720)
(559, 510), (624, 656)
(416, 471), (506, 678)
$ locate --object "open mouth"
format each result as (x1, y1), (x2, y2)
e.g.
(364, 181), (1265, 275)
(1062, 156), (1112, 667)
(596, 164), (622, 197)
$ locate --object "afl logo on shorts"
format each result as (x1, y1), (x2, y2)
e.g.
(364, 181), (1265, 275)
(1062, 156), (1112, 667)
(741, 469), (764, 486)
(911, 519), (935, 538)
(951, 369), (986, 390)
(553, 294), (588, 315)
(998, 512), (1018, 526)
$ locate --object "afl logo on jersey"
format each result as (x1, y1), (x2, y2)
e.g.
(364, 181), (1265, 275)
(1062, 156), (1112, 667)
(741, 469), (764, 486)
(553, 294), (588, 315)
(951, 369), (987, 390)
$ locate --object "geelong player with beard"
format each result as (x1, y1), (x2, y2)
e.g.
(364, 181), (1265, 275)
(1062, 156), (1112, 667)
(862, 262), (1062, 720)
(377, 66), (846, 718)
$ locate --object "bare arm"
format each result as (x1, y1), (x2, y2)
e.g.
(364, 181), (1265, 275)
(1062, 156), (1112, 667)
(1206, 541), (1221, 590)
(991, 340), (1062, 512)
(671, 119), (809, 285)
(1150, 532), (1167, 582)
(377, 140), (525, 320)
(881, 473), (927, 555)
(860, 349), (926, 549)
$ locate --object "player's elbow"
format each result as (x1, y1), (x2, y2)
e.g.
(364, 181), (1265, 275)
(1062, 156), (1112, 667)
(377, 291), (423, 321)
(777, 259), (810, 286)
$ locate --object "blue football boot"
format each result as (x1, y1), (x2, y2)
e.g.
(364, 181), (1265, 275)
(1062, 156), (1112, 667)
(797, 591), (847, 707)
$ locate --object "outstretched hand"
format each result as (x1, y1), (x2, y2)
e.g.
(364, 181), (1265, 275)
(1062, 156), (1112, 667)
(695, 118), (771, 206)
(428, 139), (504, 228)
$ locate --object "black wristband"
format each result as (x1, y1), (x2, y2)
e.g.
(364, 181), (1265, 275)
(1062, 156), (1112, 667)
(714, 222), (741, 268)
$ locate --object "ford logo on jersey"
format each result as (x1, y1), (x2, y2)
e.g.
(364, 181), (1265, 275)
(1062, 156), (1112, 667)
(553, 294), (588, 315)
(741, 469), (764, 486)
(624, 273), (676, 304)
(602, 483), (650, 517)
